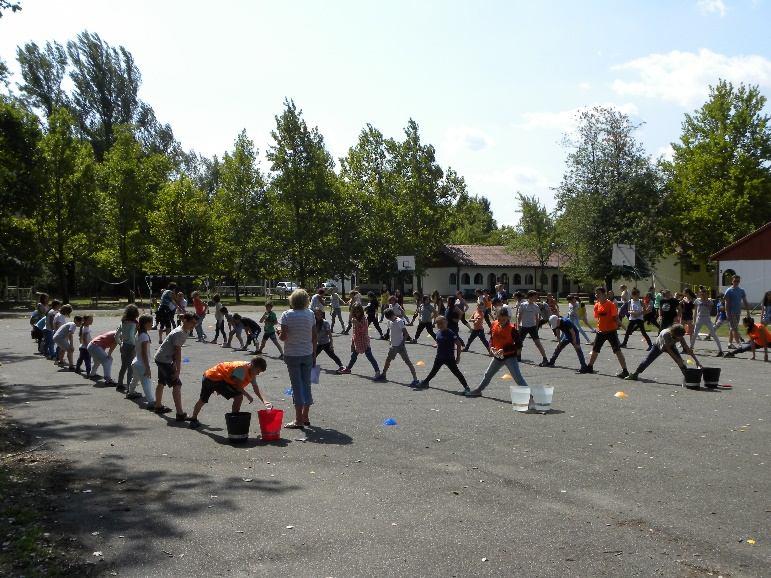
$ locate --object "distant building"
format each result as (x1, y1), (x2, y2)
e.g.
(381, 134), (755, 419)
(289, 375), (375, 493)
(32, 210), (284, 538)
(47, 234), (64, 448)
(421, 245), (577, 297)
(615, 254), (713, 295)
(710, 221), (771, 304)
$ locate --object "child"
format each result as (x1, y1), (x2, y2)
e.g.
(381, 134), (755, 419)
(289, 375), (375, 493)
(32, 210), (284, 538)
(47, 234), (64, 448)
(365, 292), (385, 339)
(127, 314), (155, 406)
(153, 312), (197, 420)
(374, 308), (419, 386)
(626, 324), (702, 380)
(455, 290), (472, 329)
(516, 290), (549, 366)
(761, 291), (771, 329)
(75, 315), (93, 375)
(658, 290), (681, 330)
(329, 291), (345, 332)
(258, 302), (283, 358)
(209, 294), (226, 344)
(241, 316), (262, 350)
(585, 286), (629, 378)
(191, 291), (208, 341)
(157, 283), (177, 342)
(466, 307), (528, 397)
(50, 303), (70, 361)
(724, 317), (769, 362)
(225, 312), (246, 349)
(188, 357), (271, 429)
(712, 294), (727, 332)
(620, 288), (652, 350)
(53, 315), (83, 369)
(643, 292), (660, 330)
(30, 294), (48, 354)
(116, 304), (139, 392)
(680, 288), (695, 336)
(87, 330), (118, 384)
(417, 316), (469, 392)
(342, 290), (360, 335)
(379, 288), (390, 323)
(464, 302), (490, 353)
(690, 288), (723, 355)
(567, 294), (593, 345)
(545, 315), (588, 372)
(414, 295), (436, 341)
(578, 297), (595, 334)
(314, 308), (343, 370)
(338, 303), (381, 378)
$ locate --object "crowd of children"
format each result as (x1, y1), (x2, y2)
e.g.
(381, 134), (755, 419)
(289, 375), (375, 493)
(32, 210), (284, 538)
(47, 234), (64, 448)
(27, 279), (768, 430)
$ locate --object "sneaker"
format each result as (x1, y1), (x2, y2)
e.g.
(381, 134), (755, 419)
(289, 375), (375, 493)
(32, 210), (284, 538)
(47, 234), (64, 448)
(125, 392), (142, 400)
(373, 373), (386, 382)
(462, 347), (469, 352)
(146, 403), (158, 411)
(154, 405), (172, 414)
(464, 388), (482, 397)
(188, 418), (201, 429)
(715, 351), (724, 357)
(577, 366), (591, 374)
(620, 344), (628, 349)
(624, 372), (639, 381)
(616, 369), (630, 379)
(728, 344), (736, 349)
(337, 367), (351, 374)
(115, 384), (127, 393)
(538, 359), (549, 367)
(409, 379), (421, 387)
(545, 360), (555, 367)
(585, 366), (595, 374)
(175, 412), (189, 422)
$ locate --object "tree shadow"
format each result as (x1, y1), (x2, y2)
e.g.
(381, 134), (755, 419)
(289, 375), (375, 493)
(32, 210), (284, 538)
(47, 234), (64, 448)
(0, 347), (46, 365)
(302, 425), (353, 445)
(2, 382), (93, 404)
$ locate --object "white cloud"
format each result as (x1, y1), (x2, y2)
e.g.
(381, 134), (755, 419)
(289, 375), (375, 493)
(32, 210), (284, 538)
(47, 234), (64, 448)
(611, 48), (771, 107)
(697, 0), (727, 16)
(578, 81), (592, 92)
(467, 165), (556, 226)
(442, 125), (494, 153)
(476, 164), (551, 191)
(517, 102), (639, 133)
(655, 144), (675, 162)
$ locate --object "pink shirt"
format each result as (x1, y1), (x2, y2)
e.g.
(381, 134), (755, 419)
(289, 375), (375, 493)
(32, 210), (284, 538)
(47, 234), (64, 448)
(91, 332), (117, 350)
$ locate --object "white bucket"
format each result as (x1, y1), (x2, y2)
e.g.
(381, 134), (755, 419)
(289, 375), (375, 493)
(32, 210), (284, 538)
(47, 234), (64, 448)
(530, 385), (554, 412)
(311, 365), (321, 384)
(509, 386), (531, 412)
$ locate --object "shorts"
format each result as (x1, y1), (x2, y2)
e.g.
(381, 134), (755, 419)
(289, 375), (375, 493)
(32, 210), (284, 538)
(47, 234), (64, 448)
(592, 330), (621, 353)
(727, 313), (741, 331)
(520, 326), (540, 341)
(54, 336), (72, 351)
(199, 377), (241, 403)
(386, 343), (411, 363)
(156, 361), (181, 387)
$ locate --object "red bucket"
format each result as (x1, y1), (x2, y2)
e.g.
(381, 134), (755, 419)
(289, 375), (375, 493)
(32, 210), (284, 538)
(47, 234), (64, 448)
(257, 409), (284, 441)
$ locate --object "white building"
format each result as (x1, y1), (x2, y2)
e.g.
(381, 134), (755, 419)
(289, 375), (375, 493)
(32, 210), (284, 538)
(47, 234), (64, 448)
(710, 221), (771, 304)
(421, 245), (577, 297)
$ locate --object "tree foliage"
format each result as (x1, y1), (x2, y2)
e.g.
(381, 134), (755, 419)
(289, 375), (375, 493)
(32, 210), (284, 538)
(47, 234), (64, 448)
(16, 41), (68, 119)
(664, 80), (771, 263)
(508, 193), (556, 290)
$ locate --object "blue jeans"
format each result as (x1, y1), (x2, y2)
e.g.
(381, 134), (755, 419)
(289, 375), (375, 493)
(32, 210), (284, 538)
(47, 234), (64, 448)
(285, 354), (313, 406)
(44, 328), (55, 358)
(347, 347), (380, 374)
(477, 356), (528, 392)
(195, 314), (206, 340)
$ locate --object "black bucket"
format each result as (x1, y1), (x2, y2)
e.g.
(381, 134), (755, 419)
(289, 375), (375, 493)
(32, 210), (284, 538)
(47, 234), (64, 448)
(682, 367), (703, 390)
(702, 367), (721, 388)
(225, 412), (252, 443)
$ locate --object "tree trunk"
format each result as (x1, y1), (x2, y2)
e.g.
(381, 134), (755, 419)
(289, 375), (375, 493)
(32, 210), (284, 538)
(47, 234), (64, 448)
(340, 273), (346, 299)
(235, 273), (241, 304)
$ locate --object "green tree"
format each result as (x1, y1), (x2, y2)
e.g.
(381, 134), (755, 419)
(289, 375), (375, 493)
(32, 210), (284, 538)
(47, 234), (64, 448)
(555, 106), (665, 285)
(149, 177), (213, 275)
(212, 130), (269, 301)
(508, 193), (556, 291)
(0, 0), (21, 17)
(38, 108), (98, 301)
(664, 80), (771, 263)
(97, 125), (171, 292)
(267, 99), (337, 288)
(16, 41), (68, 118)
(446, 190), (499, 244)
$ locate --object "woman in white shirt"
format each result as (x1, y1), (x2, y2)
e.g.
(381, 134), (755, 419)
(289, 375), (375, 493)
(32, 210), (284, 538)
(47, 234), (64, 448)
(620, 288), (652, 350)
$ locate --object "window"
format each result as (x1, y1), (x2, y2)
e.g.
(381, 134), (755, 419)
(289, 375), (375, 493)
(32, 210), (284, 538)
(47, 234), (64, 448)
(500, 273), (509, 288)
(449, 273), (457, 286)
(540, 273), (548, 286)
(721, 269), (736, 286)
(473, 273), (483, 285)
(551, 274), (559, 293)
(562, 275), (571, 291)
(525, 273), (534, 286)
(488, 273), (497, 289)
(513, 273), (522, 285)
(461, 273), (471, 285)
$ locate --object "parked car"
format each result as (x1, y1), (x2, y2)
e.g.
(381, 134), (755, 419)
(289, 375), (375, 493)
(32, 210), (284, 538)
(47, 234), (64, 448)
(274, 282), (298, 295)
(321, 282), (337, 292)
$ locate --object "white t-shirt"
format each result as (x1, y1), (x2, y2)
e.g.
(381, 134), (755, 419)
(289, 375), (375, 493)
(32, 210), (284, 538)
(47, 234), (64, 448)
(621, 290), (630, 303)
(567, 302), (579, 321)
(279, 308), (316, 357)
(214, 302), (225, 321)
(79, 326), (92, 346)
(154, 326), (188, 364)
(389, 317), (406, 347)
(53, 312), (67, 329)
(391, 303), (404, 318)
(133, 333), (152, 365)
(628, 299), (644, 320)
(310, 294), (324, 311)
(695, 298), (712, 319)
(46, 309), (57, 330)
(53, 321), (77, 341)
(518, 302), (541, 328)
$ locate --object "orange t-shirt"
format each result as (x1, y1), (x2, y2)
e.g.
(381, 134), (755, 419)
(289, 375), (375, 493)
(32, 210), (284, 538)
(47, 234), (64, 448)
(593, 300), (619, 333)
(748, 324), (771, 347)
(203, 361), (253, 389)
(490, 320), (521, 353)
(471, 310), (485, 330)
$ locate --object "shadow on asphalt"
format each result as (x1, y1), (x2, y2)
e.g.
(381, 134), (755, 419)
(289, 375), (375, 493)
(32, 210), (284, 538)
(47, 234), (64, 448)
(2, 383), (92, 404)
(0, 347), (47, 365)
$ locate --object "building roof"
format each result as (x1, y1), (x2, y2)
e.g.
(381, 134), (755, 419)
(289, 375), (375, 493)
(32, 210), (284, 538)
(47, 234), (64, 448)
(710, 221), (771, 261)
(439, 245), (564, 268)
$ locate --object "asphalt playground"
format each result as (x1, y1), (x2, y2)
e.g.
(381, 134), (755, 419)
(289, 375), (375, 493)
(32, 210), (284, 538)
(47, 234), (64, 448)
(0, 311), (768, 577)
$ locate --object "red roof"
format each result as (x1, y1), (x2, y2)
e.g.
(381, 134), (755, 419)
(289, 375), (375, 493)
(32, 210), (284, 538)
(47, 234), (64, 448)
(710, 222), (771, 261)
(440, 245), (565, 268)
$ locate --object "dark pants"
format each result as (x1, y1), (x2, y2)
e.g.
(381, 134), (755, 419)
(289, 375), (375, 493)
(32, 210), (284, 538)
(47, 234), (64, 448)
(331, 308), (344, 331)
(465, 329), (489, 350)
(347, 347), (380, 373)
(644, 312), (660, 329)
(75, 346), (91, 374)
(367, 316), (384, 337)
(117, 343), (135, 386)
(414, 321), (436, 340)
(245, 326), (262, 346)
(635, 345), (681, 375)
(484, 309), (492, 328)
(316, 343), (342, 367)
(213, 319), (226, 342)
(422, 357), (468, 388)
(622, 319), (652, 347)
(549, 339), (587, 368)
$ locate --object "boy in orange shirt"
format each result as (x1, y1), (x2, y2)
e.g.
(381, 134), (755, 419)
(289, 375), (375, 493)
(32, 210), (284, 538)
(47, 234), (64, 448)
(724, 317), (769, 361)
(464, 302), (490, 353)
(586, 286), (629, 378)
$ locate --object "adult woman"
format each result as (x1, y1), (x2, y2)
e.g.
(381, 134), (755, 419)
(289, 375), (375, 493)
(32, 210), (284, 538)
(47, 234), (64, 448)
(279, 289), (318, 429)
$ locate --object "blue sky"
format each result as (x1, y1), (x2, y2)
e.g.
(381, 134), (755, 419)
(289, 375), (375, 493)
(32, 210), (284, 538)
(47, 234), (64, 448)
(2, 0), (770, 225)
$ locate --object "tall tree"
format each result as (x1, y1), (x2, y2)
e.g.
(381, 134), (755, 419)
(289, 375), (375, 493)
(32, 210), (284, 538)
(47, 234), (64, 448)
(509, 193), (556, 290)
(97, 125), (171, 292)
(664, 80), (771, 263)
(149, 177), (213, 275)
(267, 99), (337, 288)
(38, 108), (98, 301)
(0, 0), (21, 17)
(446, 190), (499, 244)
(16, 41), (68, 118)
(0, 58), (9, 90)
(555, 106), (665, 285)
(212, 130), (268, 301)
